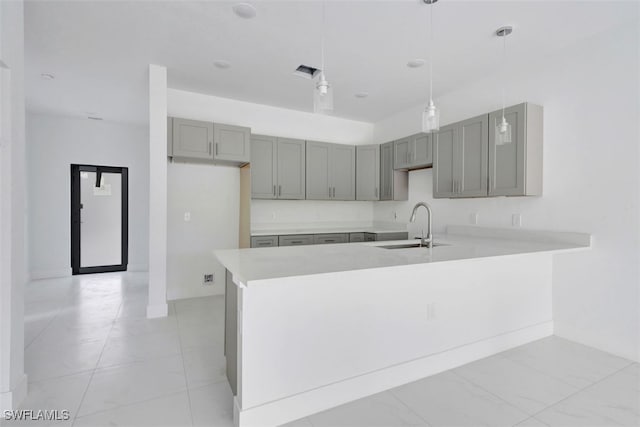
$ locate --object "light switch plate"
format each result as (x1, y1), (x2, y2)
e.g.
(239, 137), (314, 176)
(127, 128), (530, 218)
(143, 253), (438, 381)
(184, 212), (191, 222)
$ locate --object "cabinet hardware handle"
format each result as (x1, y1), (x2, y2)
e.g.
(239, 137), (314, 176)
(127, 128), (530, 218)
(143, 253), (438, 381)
(333, 187), (336, 197)
(328, 187), (332, 198)
(273, 185), (276, 196)
(375, 187), (378, 198)
(326, 240), (335, 243)
(291, 241), (302, 244)
(208, 142), (212, 155)
(215, 143), (219, 156)
(278, 185), (282, 196)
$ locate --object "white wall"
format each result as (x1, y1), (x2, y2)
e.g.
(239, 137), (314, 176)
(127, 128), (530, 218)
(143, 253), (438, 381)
(373, 23), (640, 361)
(27, 113), (150, 277)
(0, 0), (27, 411)
(167, 89), (375, 298)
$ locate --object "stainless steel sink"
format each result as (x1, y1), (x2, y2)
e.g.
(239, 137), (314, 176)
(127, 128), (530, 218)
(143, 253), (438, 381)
(379, 242), (448, 249)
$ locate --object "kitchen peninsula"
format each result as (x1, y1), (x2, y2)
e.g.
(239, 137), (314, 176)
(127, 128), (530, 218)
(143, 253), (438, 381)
(215, 225), (590, 427)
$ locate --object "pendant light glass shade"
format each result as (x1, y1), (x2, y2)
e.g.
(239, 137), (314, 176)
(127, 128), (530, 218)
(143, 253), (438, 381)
(314, 72), (333, 113)
(495, 116), (512, 145)
(422, 100), (440, 132)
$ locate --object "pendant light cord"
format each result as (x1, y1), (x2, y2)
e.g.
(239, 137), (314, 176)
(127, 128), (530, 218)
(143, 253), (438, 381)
(501, 30), (507, 120)
(429, 2), (434, 104)
(321, 1), (326, 73)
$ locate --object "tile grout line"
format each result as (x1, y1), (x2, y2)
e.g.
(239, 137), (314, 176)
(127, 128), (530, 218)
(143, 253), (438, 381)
(387, 389), (434, 427)
(70, 297), (124, 426)
(523, 361), (636, 422)
(174, 301), (196, 427)
(449, 368), (534, 425)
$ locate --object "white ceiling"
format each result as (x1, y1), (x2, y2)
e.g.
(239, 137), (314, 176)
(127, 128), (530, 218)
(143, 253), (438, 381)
(25, 0), (637, 124)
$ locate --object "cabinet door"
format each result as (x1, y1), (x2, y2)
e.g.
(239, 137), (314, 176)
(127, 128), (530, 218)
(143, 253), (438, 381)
(410, 133), (432, 167)
(455, 114), (488, 198)
(277, 138), (306, 200)
(356, 145), (380, 201)
(213, 123), (251, 163)
(306, 141), (331, 200)
(488, 104), (526, 196)
(433, 124), (456, 198)
(313, 233), (349, 244)
(393, 137), (411, 170)
(380, 142), (394, 201)
(250, 236), (278, 248)
(250, 135), (277, 199)
(331, 144), (356, 201)
(172, 118), (214, 160)
(167, 117), (173, 157)
(278, 235), (314, 246)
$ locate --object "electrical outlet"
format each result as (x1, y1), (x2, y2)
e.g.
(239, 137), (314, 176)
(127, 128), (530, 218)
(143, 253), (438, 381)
(512, 213), (522, 227)
(393, 211), (398, 220)
(426, 303), (436, 321)
(203, 273), (214, 285)
(470, 212), (479, 225)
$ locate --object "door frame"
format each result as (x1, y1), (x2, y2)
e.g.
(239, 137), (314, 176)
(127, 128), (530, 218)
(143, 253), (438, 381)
(70, 164), (129, 275)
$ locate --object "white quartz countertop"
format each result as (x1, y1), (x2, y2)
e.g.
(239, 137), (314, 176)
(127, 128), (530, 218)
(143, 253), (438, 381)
(251, 227), (407, 236)
(216, 226), (591, 285)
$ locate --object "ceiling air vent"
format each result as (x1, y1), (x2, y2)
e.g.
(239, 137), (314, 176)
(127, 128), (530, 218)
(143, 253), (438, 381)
(293, 64), (320, 80)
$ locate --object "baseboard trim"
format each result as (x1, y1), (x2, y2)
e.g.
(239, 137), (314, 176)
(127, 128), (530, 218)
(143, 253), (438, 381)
(29, 268), (72, 281)
(127, 263), (149, 272)
(0, 373), (28, 412)
(146, 303), (169, 319)
(235, 321), (554, 427)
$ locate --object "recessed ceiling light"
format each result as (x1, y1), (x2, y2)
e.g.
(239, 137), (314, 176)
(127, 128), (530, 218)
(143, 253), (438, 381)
(40, 73), (55, 80)
(354, 92), (369, 98)
(407, 59), (426, 68)
(213, 60), (232, 69)
(232, 3), (257, 19)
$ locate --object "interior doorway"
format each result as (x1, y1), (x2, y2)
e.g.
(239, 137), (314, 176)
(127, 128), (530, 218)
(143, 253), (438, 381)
(71, 164), (128, 274)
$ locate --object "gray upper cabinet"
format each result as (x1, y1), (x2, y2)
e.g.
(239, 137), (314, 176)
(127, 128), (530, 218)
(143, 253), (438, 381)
(488, 103), (543, 197)
(455, 114), (489, 198)
(251, 135), (305, 200)
(250, 135), (277, 199)
(171, 118), (214, 160)
(433, 114), (488, 198)
(306, 141), (355, 201)
(213, 123), (251, 164)
(306, 141), (331, 200)
(434, 102), (542, 199)
(276, 138), (306, 199)
(356, 145), (380, 201)
(380, 142), (408, 201)
(394, 133), (432, 170)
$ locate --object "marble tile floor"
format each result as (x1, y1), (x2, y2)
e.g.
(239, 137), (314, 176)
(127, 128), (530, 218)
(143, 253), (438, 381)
(9, 272), (639, 427)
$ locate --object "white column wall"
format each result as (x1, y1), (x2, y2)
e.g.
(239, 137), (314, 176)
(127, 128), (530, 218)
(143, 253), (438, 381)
(0, 0), (28, 411)
(147, 64), (168, 318)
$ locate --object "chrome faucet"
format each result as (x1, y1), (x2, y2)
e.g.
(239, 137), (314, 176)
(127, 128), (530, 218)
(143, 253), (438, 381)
(409, 202), (433, 248)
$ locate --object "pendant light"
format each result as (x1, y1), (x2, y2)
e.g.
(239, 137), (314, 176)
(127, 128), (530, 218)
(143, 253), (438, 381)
(314, 1), (333, 113)
(421, 0), (439, 133)
(495, 26), (513, 145)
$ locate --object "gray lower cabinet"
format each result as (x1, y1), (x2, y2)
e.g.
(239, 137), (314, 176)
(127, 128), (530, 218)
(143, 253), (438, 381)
(380, 142), (408, 201)
(488, 103), (543, 196)
(213, 123), (251, 164)
(224, 270), (237, 395)
(278, 235), (314, 246)
(306, 141), (355, 201)
(251, 135), (305, 200)
(364, 233), (376, 242)
(349, 233), (365, 242)
(394, 133), (432, 170)
(313, 233), (349, 244)
(356, 145), (380, 201)
(171, 118), (214, 160)
(433, 114), (488, 198)
(372, 231), (409, 241)
(250, 235), (278, 248)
